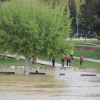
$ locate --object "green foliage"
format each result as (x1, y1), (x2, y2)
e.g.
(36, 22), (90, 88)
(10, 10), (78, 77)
(69, 0), (76, 29)
(92, 0), (100, 36)
(79, 0), (94, 32)
(0, 0), (72, 58)
(71, 59), (100, 68)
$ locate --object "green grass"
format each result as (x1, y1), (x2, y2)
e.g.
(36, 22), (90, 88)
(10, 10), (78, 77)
(71, 59), (100, 68)
(0, 56), (50, 68)
(74, 39), (100, 59)
(74, 40), (100, 45)
(74, 50), (100, 59)
(91, 40), (100, 45)
(0, 56), (24, 66)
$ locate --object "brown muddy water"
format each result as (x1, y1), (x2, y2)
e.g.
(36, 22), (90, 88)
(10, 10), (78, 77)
(0, 67), (100, 100)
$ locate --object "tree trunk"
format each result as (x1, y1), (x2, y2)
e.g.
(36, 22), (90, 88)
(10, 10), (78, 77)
(24, 57), (29, 76)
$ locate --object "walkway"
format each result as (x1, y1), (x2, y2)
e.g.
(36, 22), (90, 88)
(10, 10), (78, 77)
(36, 59), (72, 68)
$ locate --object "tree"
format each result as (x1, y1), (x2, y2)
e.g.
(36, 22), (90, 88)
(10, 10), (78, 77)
(68, 0), (77, 36)
(37, 0), (86, 36)
(79, 0), (94, 33)
(92, 0), (100, 36)
(0, 0), (72, 75)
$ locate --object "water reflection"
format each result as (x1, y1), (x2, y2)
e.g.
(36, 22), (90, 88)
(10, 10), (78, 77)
(0, 67), (100, 100)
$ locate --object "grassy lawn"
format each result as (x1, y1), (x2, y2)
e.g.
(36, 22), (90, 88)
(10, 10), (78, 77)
(74, 50), (100, 59)
(74, 39), (100, 59)
(0, 56), (50, 68)
(0, 56), (24, 66)
(71, 59), (100, 68)
(74, 39), (100, 45)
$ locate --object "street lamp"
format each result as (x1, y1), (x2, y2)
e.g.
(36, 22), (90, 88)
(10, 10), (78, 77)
(94, 38), (96, 59)
(93, 31), (96, 59)
(76, 18), (78, 37)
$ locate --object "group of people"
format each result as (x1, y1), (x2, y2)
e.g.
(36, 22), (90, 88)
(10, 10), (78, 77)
(49, 50), (84, 67)
(61, 50), (74, 67)
(61, 55), (71, 67)
(28, 49), (84, 67)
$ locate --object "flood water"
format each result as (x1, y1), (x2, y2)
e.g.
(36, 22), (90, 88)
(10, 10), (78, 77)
(0, 67), (100, 100)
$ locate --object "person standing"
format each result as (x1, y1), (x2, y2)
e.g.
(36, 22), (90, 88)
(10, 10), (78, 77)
(31, 55), (36, 64)
(3, 55), (6, 64)
(70, 49), (74, 66)
(61, 56), (65, 67)
(49, 56), (52, 66)
(70, 49), (74, 60)
(52, 55), (55, 67)
(80, 55), (84, 67)
(65, 55), (70, 66)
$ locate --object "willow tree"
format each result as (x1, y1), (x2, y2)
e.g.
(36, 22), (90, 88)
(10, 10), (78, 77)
(0, 0), (72, 75)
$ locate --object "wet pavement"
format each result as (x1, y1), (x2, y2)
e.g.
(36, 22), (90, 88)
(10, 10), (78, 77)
(0, 67), (100, 100)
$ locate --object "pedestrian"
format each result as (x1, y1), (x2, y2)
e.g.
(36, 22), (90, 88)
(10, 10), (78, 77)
(52, 55), (55, 67)
(70, 49), (74, 60)
(49, 56), (52, 66)
(70, 49), (74, 66)
(3, 55), (6, 64)
(80, 54), (84, 67)
(61, 56), (65, 67)
(31, 55), (36, 64)
(65, 55), (70, 66)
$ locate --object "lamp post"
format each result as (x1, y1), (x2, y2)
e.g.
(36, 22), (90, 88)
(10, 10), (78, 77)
(76, 18), (78, 37)
(94, 32), (96, 59)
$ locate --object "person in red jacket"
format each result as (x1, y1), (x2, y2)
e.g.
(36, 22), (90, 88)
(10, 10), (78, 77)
(80, 55), (84, 67)
(65, 55), (70, 66)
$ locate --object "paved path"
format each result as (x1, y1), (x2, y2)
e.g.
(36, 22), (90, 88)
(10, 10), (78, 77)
(36, 59), (72, 68)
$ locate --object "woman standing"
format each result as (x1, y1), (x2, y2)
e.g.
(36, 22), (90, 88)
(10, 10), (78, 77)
(80, 55), (84, 67)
